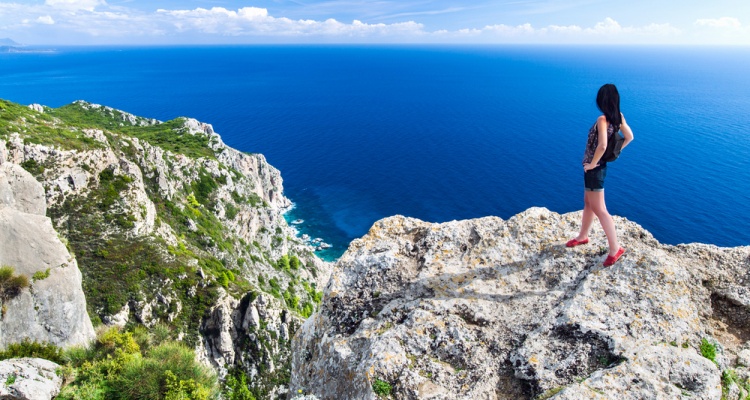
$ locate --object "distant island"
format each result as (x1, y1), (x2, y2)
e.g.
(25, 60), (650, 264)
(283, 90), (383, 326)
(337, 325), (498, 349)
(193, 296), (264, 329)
(0, 38), (56, 53)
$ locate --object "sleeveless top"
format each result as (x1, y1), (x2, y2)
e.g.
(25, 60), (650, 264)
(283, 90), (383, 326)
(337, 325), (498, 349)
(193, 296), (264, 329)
(583, 120), (620, 165)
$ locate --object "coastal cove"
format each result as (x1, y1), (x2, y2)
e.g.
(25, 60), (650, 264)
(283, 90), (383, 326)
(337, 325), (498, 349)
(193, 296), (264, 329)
(1, 45), (749, 259)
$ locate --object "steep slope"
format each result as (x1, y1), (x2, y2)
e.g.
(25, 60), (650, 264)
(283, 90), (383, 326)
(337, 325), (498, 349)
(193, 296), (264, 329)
(0, 99), (331, 398)
(291, 208), (750, 399)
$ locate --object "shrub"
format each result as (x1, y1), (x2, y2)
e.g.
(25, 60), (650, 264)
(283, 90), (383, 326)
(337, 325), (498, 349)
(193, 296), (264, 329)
(192, 171), (218, 207)
(276, 255), (290, 271)
(107, 342), (217, 400)
(219, 273), (230, 288)
(289, 256), (300, 270)
(300, 302), (314, 319)
(0, 265), (30, 301)
(223, 370), (256, 400)
(225, 203), (238, 220)
(20, 158), (44, 176)
(0, 339), (64, 363)
(58, 326), (220, 400)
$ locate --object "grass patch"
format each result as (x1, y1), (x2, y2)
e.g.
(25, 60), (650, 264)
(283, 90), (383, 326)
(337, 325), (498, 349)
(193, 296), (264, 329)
(700, 338), (717, 363)
(32, 268), (51, 281)
(372, 379), (392, 398)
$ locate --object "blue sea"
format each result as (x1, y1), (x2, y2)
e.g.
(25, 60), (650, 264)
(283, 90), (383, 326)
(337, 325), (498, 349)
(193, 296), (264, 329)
(2, 45), (749, 260)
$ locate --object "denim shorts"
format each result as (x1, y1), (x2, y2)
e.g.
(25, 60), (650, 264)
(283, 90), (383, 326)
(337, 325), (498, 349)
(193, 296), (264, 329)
(584, 164), (607, 192)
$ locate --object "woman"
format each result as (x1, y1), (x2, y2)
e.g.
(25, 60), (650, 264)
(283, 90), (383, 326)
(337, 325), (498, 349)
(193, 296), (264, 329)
(566, 83), (634, 267)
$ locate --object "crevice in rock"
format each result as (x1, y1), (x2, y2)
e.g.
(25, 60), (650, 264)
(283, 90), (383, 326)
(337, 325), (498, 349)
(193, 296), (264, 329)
(549, 324), (620, 382)
(497, 359), (532, 400)
(710, 293), (750, 342)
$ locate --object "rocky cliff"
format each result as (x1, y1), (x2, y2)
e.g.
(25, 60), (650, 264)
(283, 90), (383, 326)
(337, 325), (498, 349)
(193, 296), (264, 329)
(0, 161), (95, 348)
(0, 99), (331, 398)
(291, 208), (750, 399)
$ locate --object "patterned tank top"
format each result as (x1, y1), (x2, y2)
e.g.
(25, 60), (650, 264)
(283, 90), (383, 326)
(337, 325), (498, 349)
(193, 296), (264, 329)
(583, 120), (619, 165)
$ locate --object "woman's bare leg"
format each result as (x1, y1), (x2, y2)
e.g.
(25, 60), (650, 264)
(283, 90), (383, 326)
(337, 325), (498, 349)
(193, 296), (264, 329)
(587, 190), (620, 256)
(575, 192), (595, 241)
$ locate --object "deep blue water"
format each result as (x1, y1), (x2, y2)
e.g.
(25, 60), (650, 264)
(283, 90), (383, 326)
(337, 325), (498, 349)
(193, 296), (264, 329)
(2, 45), (749, 260)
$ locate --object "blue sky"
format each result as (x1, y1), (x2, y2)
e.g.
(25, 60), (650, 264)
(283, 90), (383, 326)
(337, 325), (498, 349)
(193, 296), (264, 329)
(1, 0), (748, 45)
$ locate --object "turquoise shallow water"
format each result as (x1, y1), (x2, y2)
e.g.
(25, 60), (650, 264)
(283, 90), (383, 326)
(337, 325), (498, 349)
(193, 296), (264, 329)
(2, 45), (749, 260)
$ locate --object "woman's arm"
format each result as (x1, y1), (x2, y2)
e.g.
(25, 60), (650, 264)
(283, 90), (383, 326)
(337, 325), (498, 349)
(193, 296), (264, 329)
(584, 115), (608, 171)
(620, 113), (634, 149)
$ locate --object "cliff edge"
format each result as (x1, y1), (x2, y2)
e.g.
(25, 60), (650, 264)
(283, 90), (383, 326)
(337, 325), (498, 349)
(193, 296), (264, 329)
(291, 208), (750, 399)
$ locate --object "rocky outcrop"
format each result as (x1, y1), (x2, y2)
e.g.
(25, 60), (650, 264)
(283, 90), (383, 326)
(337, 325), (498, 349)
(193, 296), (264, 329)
(291, 208), (750, 399)
(0, 358), (62, 400)
(0, 162), (95, 348)
(1, 99), (331, 395)
(198, 290), (300, 398)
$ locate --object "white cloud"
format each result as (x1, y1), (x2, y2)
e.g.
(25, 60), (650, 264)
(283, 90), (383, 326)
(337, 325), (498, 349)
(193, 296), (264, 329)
(0, 3), (744, 45)
(156, 6), (425, 37)
(695, 17), (742, 28)
(36, 15), (55, 25)
(44, 0), (106, 12)
(473, 18), (680, 43)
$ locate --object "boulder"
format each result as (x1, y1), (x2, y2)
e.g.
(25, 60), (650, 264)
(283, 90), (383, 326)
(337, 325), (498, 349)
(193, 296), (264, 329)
(291, 208), (749, 399)
(0, 163), (95, 348)
(0, 358), (62, 400)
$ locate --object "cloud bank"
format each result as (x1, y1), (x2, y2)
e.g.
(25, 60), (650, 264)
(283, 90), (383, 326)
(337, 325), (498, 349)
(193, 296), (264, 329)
(0, 2), (746, 45)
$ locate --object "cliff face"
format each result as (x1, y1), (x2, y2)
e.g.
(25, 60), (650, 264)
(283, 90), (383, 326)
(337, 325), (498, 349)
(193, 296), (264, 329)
(0, 99), (331, 397)
(291, 208), (750, 399)
(0, 162), (95, 348)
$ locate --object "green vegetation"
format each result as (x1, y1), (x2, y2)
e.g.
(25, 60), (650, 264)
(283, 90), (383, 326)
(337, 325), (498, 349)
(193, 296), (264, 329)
(0, 100), (101, 151)
(192, 170), (218, 208)
(1, 98), (310, 398)
(32, 268), (51, 281)
(49, 190), (220, 343)
(20, 158), (45, 176)
(372, 379), (392, 397)
(289, 255), (301, 270)
(225, 202), (239, 220)
(277, 255), (290, 271)
(0, 265), (30, 305)
(49, 103), (216, 159)
(0, 338), (64, 363)
(56, 326), (219, 400)
(700, 338), (717, 363)
(223, 369), (257, 400)
(719, 368), (750, 400)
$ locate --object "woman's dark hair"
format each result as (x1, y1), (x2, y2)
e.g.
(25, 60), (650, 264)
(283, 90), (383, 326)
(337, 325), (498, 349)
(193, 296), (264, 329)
(596, 83), (622, 127)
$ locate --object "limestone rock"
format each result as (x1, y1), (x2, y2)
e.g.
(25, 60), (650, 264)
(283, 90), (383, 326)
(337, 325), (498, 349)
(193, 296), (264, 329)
(27, 104), (44, 113)
(291, 208), (750, 399)
(0, 164), (95, 348)
(0, 163), (45, 216)
(0, 358), (62, 400)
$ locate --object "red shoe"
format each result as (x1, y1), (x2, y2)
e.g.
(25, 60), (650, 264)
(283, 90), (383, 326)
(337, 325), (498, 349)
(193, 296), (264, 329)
(603, 248), (625, 267)
(566, 238), (589, 247)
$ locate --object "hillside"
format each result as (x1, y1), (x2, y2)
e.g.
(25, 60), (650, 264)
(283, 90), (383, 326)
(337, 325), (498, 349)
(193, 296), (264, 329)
(0, 99), (331, 398)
